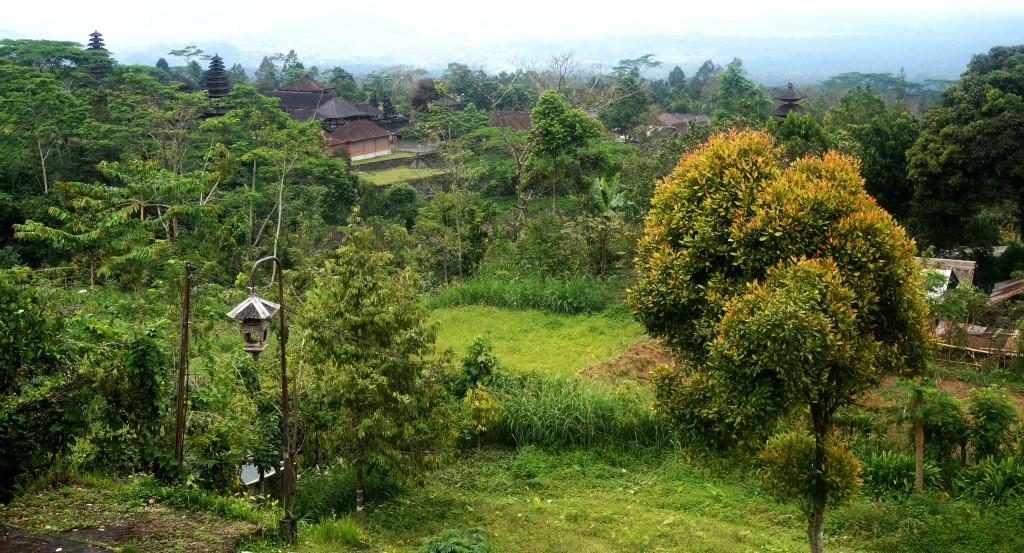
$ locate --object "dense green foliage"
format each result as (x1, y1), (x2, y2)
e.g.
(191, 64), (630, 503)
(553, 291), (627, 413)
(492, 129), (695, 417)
(630, 129), (931, 553)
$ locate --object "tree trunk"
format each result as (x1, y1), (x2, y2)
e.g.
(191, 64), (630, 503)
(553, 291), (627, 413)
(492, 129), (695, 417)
(355, 460), (365, 515)
(914, 378), (925, 494)
(37, 136), (49, 194)
(808, 402), (832, 553)
(807, 502), (826, 553)
(273, 175), (284, 260)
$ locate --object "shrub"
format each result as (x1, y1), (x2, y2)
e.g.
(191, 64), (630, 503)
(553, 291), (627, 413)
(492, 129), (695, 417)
(303, 515), (361, 547)
(954, 456), (1024, 504)
(454, 337), (502, 398)
(860, 449), (940, 498)
(758, 431), (861, 511)
(920, 389), (969, 466)
(967, 386), (1018, 461)
(418, 527), (492, 553)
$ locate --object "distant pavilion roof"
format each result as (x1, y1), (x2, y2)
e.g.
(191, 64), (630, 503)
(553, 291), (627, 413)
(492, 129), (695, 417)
(316, 97), (367, 120)
(327, 119), (390, 144)
(278, 76), (334, 93)
(773, 82), (807, 101)
(771, 82), (808, 119)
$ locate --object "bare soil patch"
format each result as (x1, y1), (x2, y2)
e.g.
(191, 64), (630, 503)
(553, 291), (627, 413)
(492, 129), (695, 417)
(578, 337), (677, 385)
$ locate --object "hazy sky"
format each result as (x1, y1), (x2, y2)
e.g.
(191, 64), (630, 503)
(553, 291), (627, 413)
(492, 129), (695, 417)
(4, 0), (1023, 74)
(6, 1), (1022, 46)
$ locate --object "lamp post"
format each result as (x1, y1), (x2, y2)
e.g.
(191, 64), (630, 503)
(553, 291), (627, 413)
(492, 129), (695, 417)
(226, 256), (296, 543)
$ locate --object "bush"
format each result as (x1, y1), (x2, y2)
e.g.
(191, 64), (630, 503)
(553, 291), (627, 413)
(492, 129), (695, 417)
(967, 386), (1018, 461)
(418, 527), (492, 553)
(860, 449), (939, 498)
(484, 371), (670, 449)
(954, 456), (1024, 504)
(920, 389), (969, 466)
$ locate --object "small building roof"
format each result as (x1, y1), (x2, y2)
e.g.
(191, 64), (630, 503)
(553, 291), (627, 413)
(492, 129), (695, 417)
(491, 110), (532, 131)
(264, 90), (335, 118)
(316, 97), (366, 120)
(990, 277), (1024, 303)
(278, 76), (334, 93)
(917, 257), (977, 287)
(327, 119), (390, 144)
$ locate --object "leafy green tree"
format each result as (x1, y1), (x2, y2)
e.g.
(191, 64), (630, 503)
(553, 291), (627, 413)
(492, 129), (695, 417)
(227, 63), (249, 85)
(0, 63), (87, 192)
(598, 73), (649, 140)
(629, 130), (931, 553)
(688, 59), (721, 103)
(908, 45), (1024, 249)
(412, 189), (488, 287)
(711, 58), (771, 124)
(301, 223), (454, 513)
(825, 87), (919, 220)
(668, 66), (686, 93)
(323, 66), (361, 99)
(528, 90), (603, 209)
(14, 160), (218, 286)
(254, 56), (280, 91)
(0, 39), (97, 89)
(776, 112), (830, 160)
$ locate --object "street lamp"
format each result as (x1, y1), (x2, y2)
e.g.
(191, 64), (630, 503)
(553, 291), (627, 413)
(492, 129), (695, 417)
(226, 256), (296, 543)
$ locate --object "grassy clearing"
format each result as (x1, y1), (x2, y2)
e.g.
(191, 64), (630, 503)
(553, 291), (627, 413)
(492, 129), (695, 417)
(351, 151), (417, 166)
(431, 305), (646, 378)
(314, 447), (839, 553)
(356, 166), (443, 185)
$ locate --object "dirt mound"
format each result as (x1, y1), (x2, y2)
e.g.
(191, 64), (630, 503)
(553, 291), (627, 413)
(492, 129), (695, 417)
(578, 337), (676, 385)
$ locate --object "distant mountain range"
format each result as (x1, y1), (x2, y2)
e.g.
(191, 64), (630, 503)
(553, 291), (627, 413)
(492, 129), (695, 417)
(5, 14), (1022, 86)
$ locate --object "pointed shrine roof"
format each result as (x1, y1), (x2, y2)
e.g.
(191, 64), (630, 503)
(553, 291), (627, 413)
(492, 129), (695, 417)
(773, 82), (807, 102)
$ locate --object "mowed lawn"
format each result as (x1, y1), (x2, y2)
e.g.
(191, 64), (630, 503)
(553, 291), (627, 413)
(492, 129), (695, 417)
(430, 305), (646, 378)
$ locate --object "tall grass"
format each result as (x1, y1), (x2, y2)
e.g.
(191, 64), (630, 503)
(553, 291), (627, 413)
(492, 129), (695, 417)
(293, 466), (403, 521)
(483, 370), (672, 450)
(426, 273), (619, 316)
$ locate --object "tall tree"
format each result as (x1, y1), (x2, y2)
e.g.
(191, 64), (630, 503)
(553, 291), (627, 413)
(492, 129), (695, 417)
(0, 64), (86, 192)
(598, 73), (649, 141)
(528, 90), (603, 209)
(908, 45), (1024, 250)
(629, 130), (930, 553)
(301, 223), (454, 513)
(712, 58), (771, 124)
(253, 56), (280, 91)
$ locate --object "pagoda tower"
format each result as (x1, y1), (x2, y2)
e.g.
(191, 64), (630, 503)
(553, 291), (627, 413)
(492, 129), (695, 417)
(771, 82), (807, 119)
(205, 54), (231, 99)
(86, 30), (110, 79)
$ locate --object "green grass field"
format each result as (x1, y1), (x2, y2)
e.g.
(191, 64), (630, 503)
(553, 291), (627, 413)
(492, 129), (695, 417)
(431, 305), (646, 378)
(356, 166), (443, 185)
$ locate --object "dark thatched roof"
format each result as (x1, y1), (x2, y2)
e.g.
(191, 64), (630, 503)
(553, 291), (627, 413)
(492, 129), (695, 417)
(328, 119), (390, 144)
(770, 104), (808, 118)
(773, 82), (807, 101)
(316, 97), (366, 120)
